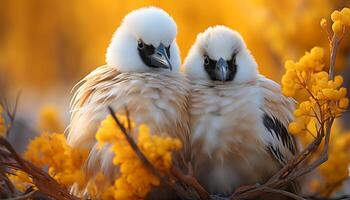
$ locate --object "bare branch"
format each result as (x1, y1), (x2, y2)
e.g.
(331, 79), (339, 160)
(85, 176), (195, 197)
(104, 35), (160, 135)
(107, 106), (167, 183)
(0, 137), (79, 200)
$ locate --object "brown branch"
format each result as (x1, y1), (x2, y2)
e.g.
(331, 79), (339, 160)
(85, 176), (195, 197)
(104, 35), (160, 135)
(0, 138), (79, 200)
(171, 163), (210, 200)
(329, 34), (339, 80)
(0, 101), (78, 200)
(107, 106), (167, 183)
(263, 188), (306, 200)
(1, 91), (21, 137)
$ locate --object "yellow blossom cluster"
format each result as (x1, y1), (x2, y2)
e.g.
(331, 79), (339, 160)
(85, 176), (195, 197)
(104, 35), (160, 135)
(38, 105), (64, 133)
(281, 47), (325, 97)
(318, 131), (350, 193)
(23, 133), (88, 188)
(0, 105), (5, 137)
(330, 7), (350, 36)
(95, 115), (182, 200)
(281, 7), (350, 195)
(281, 47), (348, 135)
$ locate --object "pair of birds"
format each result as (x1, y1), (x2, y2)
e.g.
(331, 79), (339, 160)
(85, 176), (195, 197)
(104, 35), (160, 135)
(67, 7), (298, 197)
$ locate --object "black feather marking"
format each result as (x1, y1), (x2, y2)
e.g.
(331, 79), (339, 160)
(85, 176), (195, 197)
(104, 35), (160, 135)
(263, 113), (297, 155)
(267, 145), (287, 166)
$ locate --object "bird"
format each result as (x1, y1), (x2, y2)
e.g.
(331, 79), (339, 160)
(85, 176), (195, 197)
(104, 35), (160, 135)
(67, 7), (190, 196)
(183, 25), (298, 196)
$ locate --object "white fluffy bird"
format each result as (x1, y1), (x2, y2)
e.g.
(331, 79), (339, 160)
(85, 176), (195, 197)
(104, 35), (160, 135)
(183, 26), (298, 195)
(67, 7), (190, 187)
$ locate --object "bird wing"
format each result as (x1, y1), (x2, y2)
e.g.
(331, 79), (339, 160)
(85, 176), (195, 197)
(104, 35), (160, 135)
(67, 65), (191, 181)
(67, 65), (123, 181)
(67, 65), (120, 148)
(258, 75), (298, 166)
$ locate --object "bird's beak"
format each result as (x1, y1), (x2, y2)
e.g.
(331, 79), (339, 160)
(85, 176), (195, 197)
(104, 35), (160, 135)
(149, 43), (172, 71)
(215, 58), (229, 81)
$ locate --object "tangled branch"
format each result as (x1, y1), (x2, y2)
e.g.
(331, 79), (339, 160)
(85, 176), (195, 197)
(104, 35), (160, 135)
(0, 99), (78, 200)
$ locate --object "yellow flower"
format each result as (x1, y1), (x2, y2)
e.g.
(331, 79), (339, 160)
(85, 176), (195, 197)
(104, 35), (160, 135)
(24, 132), (88, 188)
(288, 122), (302, 135)
(332, 21), (343, 36)
(339, 98), (349, 109)
(331, 10), (342, 21)
(281, 47), (325, 98)
(310, 47), (324, 60)
(38, 105), (64, 133)
(95, 114), (182, 200)
(330, 7), (350, 36)
(341, 8), (350, 26)
(320, 18), (327, 28)
(322, 88), (339, 101)
(318, 129), (350, 194)
(299, 101), (312, 114)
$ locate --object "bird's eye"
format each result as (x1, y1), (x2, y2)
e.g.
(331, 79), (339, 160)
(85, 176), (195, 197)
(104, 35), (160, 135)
(137, 40), (145, 49)
(204, 55), (210, 66)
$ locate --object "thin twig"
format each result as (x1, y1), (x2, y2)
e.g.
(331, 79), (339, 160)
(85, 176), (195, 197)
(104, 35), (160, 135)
(107, 106), (166, 183)
(171, 164), (210, 200)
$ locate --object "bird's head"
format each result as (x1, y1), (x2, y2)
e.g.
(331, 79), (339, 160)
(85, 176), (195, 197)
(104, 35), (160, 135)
(106, 7), (181, 72)
(184, 26), (258, 83)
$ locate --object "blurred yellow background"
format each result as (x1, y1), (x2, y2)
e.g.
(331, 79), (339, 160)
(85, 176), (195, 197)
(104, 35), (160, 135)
(1, 1), (350, 195)
(0, 0), (349, 124)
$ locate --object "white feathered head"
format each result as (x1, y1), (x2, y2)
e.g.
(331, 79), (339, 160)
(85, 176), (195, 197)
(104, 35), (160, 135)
(184, 25), (258, 84)
(106, 7), (181, 72)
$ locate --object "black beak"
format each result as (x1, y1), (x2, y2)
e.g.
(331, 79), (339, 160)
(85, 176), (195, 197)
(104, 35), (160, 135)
(148, 43), (172, 71)
(215, 58), (229, 81)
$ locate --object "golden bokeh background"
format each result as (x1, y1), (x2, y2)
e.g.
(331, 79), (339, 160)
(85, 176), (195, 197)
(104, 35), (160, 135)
(1, 1), (350, 195)
(0, 0), (349, 123)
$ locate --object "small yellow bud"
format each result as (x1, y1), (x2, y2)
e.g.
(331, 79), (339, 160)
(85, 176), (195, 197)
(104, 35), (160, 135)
(339, 88), (347, 98)
(331, 10), (342, 21)
(315, 71), (329, 80)
(320, 18), (327, 28)
(332, 20), (344, 36)
(341, 8), (350, 26)
(299, 101), (311, 114)
(342, 14), (350, 26)
(341, 7), (350, 16)
(334, 75), (344, 87)
(310, 47), (324, 60)
(294, 109), (302, 117)
(322, 88), (338, 100)
(288, 122), (302, 135)
(339, 98), (349, 109)
(285, 60), (295, 70)
(282, 87), (295, 97)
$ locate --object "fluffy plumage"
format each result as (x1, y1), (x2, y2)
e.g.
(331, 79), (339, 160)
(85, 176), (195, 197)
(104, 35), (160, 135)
(183, 26), (297, 195)
(67, 7), (190, 190)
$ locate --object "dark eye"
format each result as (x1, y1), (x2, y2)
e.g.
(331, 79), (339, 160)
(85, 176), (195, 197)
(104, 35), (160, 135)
(137, 40), (145, 49)
(204, 55), (210, 66)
